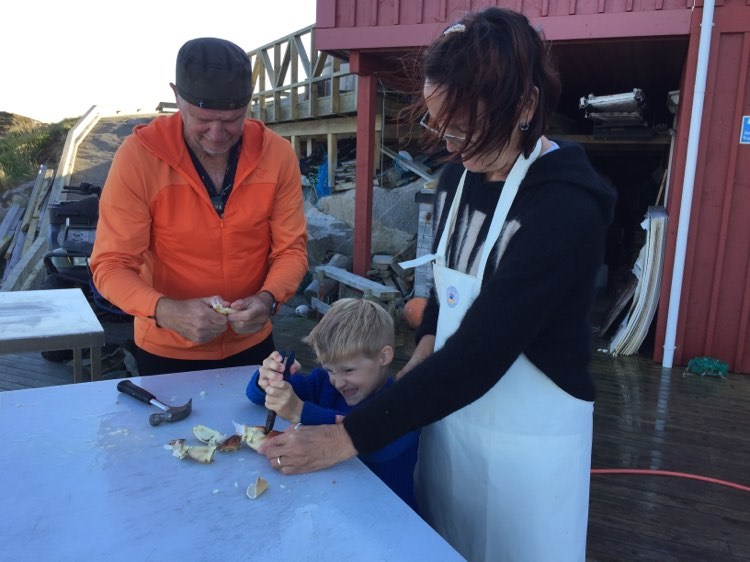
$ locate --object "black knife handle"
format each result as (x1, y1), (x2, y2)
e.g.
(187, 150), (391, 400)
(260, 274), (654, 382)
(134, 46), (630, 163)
(263, 351), (294, 434)
(117, 380), (156, 404)
(264, 410), (277, 434)
(282, 351), (295, 381)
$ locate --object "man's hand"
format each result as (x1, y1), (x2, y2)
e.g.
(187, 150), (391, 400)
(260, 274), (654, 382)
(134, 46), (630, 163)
(226, 292), (274, 334)
(259, 423), (357, 474)
(153, 297), (228, 343)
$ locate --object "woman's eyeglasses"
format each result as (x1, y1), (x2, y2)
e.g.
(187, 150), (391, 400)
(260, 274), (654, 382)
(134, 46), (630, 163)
(419, 113), (467, 145)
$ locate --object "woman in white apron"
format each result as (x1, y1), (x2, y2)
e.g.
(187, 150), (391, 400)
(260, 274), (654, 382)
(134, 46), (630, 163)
(261, 8), (617, 562)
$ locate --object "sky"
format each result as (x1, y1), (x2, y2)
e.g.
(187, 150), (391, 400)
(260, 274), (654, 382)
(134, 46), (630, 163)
(1, 1), (317, 123)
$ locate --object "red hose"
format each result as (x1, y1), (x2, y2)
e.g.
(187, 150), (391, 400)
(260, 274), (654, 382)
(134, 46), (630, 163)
(591, 468), (750, 493)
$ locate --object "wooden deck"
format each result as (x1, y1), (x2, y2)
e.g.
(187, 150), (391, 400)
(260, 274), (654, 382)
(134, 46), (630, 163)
(587, 349), (750, 560)
(1, 313), (748, 560)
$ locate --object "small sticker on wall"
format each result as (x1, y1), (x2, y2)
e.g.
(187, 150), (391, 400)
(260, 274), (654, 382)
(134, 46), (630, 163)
(740, 116), (750, 145)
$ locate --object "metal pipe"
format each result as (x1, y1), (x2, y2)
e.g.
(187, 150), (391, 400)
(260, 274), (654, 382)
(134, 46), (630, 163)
(662, 0), (716, 368)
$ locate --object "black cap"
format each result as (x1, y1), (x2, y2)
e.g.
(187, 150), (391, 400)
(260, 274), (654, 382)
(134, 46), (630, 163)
(174, 37), (253, 110)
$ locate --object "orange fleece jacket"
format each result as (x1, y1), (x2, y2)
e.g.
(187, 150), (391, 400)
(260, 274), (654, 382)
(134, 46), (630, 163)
(90, 112), (308, 360)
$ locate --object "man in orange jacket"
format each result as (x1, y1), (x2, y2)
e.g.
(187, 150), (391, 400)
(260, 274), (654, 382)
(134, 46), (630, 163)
(91, 37), (308, 375)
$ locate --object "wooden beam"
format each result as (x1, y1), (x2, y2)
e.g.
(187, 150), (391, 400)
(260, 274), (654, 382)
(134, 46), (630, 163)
(267, 114), (383, 136)
(353, 65), (377, 276)
(276, 40), (291, 88)
(261, 50), (275, 85)
(316, 265), (401, 299)
(293, 34), (311, 76)
(381, 145), (434, 181)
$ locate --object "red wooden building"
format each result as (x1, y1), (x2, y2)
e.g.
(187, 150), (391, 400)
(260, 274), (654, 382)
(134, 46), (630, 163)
(313, 0), (750, 374)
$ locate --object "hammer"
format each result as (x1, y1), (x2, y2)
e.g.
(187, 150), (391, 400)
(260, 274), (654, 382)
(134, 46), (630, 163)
(117, 380), (192, 426)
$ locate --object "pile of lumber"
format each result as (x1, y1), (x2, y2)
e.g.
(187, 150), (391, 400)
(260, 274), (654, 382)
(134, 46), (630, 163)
(332, 159), (357, 192)
(608, 206), (668, 355)
(1, 164), (54, 291)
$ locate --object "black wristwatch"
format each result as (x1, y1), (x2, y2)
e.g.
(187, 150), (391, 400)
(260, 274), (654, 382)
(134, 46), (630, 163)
(259, 290), (278, 316)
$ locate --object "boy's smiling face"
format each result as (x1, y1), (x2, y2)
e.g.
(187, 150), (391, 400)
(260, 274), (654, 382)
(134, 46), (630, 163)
(322, 349), (393, 406)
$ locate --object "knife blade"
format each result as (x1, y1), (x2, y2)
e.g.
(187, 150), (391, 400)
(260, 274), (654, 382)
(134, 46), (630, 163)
(263, 350), (295, 434)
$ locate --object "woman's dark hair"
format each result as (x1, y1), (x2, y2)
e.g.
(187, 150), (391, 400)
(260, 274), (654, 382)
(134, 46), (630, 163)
(418, 7), (560, 160)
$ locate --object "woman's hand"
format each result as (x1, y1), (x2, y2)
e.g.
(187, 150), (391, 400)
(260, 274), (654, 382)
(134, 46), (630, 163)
(395, 335), (435, 380)
(259, 423), (357, 474)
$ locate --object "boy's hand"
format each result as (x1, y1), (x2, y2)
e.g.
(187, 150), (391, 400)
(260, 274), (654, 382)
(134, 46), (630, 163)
(264, 380), (303, 424)
(257, 351), (286, 391)
(258, 351), (300, 389)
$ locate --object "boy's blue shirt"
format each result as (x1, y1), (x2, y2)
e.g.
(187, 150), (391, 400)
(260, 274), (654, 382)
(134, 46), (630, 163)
(246, 367), (420, 510)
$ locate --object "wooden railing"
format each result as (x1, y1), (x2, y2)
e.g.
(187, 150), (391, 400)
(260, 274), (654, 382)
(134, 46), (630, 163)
(248, 25), (357, 124)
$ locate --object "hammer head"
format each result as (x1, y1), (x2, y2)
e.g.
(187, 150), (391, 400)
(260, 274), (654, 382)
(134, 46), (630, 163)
(149, 398), (192, 426)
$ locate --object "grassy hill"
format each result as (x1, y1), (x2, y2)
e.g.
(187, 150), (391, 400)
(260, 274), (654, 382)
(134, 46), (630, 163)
(0, 111), (77, 191)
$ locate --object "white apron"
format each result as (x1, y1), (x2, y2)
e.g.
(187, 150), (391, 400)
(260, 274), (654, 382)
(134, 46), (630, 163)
(401, 140), (593, 562)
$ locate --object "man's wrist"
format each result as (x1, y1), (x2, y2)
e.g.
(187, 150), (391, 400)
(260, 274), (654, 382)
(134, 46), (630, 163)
(257, 290), (278, 316)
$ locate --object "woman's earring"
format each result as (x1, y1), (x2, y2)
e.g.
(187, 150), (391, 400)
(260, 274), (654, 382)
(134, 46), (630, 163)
(519, 122), (530, 131)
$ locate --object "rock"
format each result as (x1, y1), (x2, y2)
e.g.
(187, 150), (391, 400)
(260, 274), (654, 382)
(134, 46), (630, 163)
(303, 252), (352, 302)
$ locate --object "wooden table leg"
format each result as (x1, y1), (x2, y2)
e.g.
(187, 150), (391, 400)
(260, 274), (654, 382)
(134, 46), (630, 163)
(72, 348), (83, 383)
(90, 346), (102, 382)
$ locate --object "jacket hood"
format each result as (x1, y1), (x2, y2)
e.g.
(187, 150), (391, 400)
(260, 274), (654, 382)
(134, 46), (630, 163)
(130, 112), (267, 183)
(527, 139), (617, 224)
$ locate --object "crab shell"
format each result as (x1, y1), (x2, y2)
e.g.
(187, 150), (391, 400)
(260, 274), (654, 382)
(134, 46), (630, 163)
(217, 434), (242, 452)
(168, 438), (189, 460)
(246, 476), (269, 499)
(210, 296), (236, 315)
(232, 421), (281, 451)
(212, 303), (235, 315)
(187, 445), (217, 463)
(192, 424), (228, 446)
(168, 439), (216, 463)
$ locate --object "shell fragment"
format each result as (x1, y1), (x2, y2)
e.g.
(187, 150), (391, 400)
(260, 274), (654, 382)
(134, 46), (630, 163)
(187, 446), (216, 463)
(168, 438), (216, 464)
(192, 424), (228, 446)
(193, 424), (243, 452)
(246, 476), (269, 499)
(210, 296), (235, 315)
(169, 439), (189, 460)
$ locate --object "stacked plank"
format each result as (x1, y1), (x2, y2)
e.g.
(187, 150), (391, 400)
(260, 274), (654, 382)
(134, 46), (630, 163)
(608, 206), (668, 355)
(332, 159), (357, 192)
(1, 165), (54, 290)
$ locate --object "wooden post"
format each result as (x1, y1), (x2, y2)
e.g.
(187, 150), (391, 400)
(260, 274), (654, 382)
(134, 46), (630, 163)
(373, 129), (382, 180)
(290, 136), (300, 159)
(350, 51), (377, 277)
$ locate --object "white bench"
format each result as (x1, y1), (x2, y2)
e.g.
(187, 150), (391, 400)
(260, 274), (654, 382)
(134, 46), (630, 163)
(314, 265), (402, 317)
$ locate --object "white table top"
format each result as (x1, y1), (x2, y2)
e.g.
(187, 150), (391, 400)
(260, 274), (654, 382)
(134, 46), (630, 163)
(0, 288), (104, 353)
(0, 367), (464, 562)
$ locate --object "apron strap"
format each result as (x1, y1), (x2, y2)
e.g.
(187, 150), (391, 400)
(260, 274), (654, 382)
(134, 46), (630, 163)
(400, 138), (542, 277)
(475, 139), (542, 281)
(399, 169), (470, 270)
(399, 253), (438, 269)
